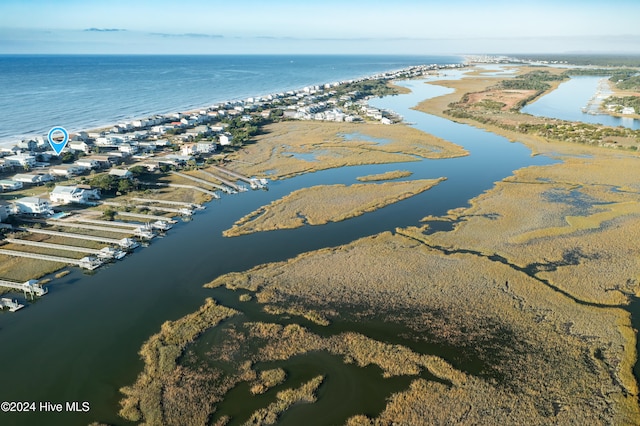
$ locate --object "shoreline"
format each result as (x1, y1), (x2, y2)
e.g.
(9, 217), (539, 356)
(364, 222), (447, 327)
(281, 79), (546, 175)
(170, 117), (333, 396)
(0, 57), (464, 147)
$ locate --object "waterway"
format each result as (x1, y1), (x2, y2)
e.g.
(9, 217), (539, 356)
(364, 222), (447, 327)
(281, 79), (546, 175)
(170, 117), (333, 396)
(522, 75), (640, 130)
(0, 71), (565, 426)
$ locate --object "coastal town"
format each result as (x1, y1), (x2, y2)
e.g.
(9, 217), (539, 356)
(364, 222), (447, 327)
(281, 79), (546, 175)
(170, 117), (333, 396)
(0, 62), (465, 311)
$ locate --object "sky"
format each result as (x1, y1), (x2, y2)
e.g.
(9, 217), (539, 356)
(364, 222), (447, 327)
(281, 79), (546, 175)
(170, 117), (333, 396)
(1, 0), (640, 55)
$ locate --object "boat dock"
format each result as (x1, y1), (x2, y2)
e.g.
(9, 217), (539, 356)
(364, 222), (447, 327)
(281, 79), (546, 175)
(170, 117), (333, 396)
(102, 201), (191, 216)
(196, 169), (243, 192)
(42, 219), (135, 234)
(139, 181), (220, 198)
(70, 217), (142, 229)
(5, 238), (104, 255)
(24, 219), (133, 234)
(130, 197), (204, 210)
(0, 298), (24, 312)
(4, 238), (126, 260)
(0, 279), (47, 299)
(0, 249), (102, 270)
(210, 165), (267, 189)
(19, 227), (138, 249)
(171, 171), (236, 194)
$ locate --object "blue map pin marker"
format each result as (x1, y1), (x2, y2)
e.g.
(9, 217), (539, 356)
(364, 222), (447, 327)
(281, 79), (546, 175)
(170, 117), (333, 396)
(47, 126), (69, 155)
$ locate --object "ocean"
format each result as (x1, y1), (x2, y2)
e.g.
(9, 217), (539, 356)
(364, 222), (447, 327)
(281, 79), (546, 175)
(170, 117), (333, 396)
(0, 54), (461, 145)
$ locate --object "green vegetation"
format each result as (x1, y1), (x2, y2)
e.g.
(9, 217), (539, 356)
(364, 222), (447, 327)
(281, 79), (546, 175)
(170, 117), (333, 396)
(221, 116), (266, 146)
(604, 96), (640, 113)
(497, 70), (567, 92)
(516, 54), (640, 67)
(337, 79), (400, 98)
(88, 173), (139, 195)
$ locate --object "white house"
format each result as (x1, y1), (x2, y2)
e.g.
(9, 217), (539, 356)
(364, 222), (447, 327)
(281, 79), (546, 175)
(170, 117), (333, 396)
(49, 164), (87, 177)
(4, 154), (36, 168)
(69, 141), (92, 154)
(108, 169), (133, 179)
(0, 179), (23, 191)
(219, 133), (233, 146)
(74, 158), (100, 169)
(196, 142), (216, 153)
(181, 144), (197, 156)
(118, 143), (138, 155)
(49, 185), (100, 205)
(12, 173), (54, 185)
(13, 197), (53, 215)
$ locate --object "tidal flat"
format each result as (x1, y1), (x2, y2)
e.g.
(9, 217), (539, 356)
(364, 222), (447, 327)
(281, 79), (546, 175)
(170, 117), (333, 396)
(223, 178), (445, 237)
(119, 67), (640, 425)
(225, 120), (468, 180)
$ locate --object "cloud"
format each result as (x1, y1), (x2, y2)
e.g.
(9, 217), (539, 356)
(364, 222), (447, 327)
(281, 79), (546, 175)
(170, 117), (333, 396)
(84, 28), (127, 32)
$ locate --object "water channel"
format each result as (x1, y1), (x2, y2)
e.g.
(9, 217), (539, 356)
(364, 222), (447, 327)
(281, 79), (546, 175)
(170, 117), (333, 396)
(522, 75), (640, 130)
(2, 70), (617, 426)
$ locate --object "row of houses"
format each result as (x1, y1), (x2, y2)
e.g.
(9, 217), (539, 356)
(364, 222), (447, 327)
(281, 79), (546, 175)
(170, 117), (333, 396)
(0, 184), (102, 222)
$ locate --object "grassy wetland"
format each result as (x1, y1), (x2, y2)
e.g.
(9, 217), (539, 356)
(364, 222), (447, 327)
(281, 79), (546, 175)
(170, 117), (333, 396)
(223, 178), (445, 237)
(119, 65), (640, 425)
(224, 120), (467, 180)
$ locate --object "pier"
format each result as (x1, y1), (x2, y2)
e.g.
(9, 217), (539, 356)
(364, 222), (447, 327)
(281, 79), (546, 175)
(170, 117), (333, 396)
(139, 181), (220, 198)
(130, 197), (204, 210)
(171, 171), (236, 194)
(102, 201), (190, 215)
(0, 279), (48, 299)
(4, 238), (125, 260)
(42, 219), (135, 234)
(196, 169), (243, 192)
(19, 227), (138, 249)
(70, 217), (142, 229)
(210, 165), (267, 189)
(0, 249), (102, 270)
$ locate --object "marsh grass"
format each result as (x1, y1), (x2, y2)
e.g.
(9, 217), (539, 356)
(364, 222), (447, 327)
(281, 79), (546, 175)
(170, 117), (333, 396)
(243, 375), (323, 426)
(225, 121), (467, 180)
(224, 178), (445, 237)
(356, 170), (413, 182)
(119, 298), (237, 425)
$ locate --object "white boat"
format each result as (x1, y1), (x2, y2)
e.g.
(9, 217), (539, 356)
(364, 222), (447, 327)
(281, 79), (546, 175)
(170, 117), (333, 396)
(151, 220), (173, 231)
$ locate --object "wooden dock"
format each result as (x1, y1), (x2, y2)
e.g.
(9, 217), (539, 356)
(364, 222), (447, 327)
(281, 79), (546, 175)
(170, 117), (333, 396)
(196, 169), (242, 192)
(0, 279), (47, 298)
(5, 238), (103, 255)
(171, 171), (235, 194)
(131, 197), (204, 209)
(139, 181), (220, 198)
(0, 249), (102, 270)
(19, 227), (136, 249)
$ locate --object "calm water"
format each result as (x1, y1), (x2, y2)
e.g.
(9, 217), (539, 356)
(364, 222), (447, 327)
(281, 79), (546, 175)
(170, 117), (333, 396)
(0, 70), (557, 426)
(522, 75), (640, 130)
(0, 54), (460, 145)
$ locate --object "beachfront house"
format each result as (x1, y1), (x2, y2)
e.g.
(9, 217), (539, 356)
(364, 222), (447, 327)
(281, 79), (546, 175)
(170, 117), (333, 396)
(13, 197), (53, 216)
(12, 173), (54, 185)
(69, 141), (92, 154)
(49, 185), (100, 205)
(0, 179), (23, 191)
